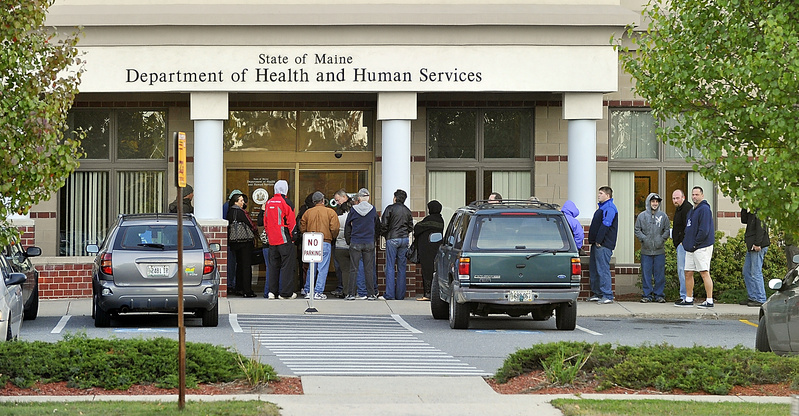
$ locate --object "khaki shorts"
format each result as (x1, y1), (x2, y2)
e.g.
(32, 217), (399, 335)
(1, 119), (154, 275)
(685, 245), (713, 272)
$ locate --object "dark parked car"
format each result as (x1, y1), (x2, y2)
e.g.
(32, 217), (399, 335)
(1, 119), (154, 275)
(432, 199), (582, 330)
(2, 238), (42, 320)
(0, 253), (26, 341)
(87, 213), (221, 328)
(756, 254), (799, 354)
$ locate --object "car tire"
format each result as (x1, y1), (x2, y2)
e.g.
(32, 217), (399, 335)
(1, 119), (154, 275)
(531, 309), (552, 321)
(430, 274), (448, 320)
(555, 302), (577, 331)
(448, 284), (470, 329)
(23, 283), (39, 321)
(201, 303), (219, 327)
(95, 303), (111, 328)
(756, 315), (771, 352)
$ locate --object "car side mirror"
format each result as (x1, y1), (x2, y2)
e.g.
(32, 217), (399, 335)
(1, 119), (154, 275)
(429, 233), (443, 243)
(5, 272), (26, 287)
(209, 243), (221, 253)
(794, 254), (799, 265)
(86, 244), (99, 254)
(26, 246), (41, 257)
(769, 278), (783, 291)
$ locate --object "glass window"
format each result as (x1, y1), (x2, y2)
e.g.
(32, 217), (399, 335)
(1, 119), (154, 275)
(483, 171), (532, 200)
(71, 111), (110, 159)
(610, 110), (657, 159)
(60, 171), (109, 256)
(115, 225), (200, 250)
(117, 111), (166, 159)
(299, 110), (372, 151)
(117, 171), (165, 216)
(483, 110), (532, 159)
(428, 109), (477, 159)
(473, 215), (569, 250)
(225, 111), (297, 151)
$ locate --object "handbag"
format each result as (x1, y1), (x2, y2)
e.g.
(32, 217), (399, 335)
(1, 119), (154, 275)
(229, 220), (254, 243)
(260, 229), (269, 246)
(406, 240), (420, 264)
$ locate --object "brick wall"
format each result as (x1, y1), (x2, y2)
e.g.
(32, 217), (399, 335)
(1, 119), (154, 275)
(37, 263), (93, 298)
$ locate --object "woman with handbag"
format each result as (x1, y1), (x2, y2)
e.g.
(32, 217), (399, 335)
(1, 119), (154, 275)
(227, 193), (258, 297)
(413, 200), (445, 301)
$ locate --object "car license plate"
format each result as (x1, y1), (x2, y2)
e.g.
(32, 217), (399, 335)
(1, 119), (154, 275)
(508, 290), (537, 302)
(147, 265), (169, 277)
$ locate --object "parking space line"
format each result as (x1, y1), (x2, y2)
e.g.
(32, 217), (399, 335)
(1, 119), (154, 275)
(51, 315), (71, 334)
(576, 325), (602, 336)
(230, 313), (242, 332)
(740, 319), (758, 327)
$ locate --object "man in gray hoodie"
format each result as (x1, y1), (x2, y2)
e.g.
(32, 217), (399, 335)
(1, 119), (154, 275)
(344, 188), (381, 300)
(634, 193), (670, 303)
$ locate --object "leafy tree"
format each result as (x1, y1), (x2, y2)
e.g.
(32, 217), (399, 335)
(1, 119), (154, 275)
(616, 1), (799, 241)
(1, 0), (84, 245)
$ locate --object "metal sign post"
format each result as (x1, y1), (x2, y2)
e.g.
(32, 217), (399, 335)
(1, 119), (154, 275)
(174, 131), (187, 410)
(302, 232), (323, 313)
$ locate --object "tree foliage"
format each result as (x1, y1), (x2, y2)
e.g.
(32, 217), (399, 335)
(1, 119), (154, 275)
(1, 0), (84, 244)
(616, 1), (799, 240)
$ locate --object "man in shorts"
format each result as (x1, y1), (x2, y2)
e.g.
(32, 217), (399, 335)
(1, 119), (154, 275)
(675, 186), (715, 308)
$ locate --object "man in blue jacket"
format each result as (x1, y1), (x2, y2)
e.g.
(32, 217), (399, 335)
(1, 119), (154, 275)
(676, 186), (715, 308)
(344, 188), (381, 300)
(587, 186), (618, 304)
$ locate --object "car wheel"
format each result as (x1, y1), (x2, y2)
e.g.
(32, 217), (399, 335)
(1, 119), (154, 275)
(756, 315), (771, 352)
(201, 303), (219, 327)
(555, 302), (577, 331)
(23, 283), (39, 321)
(448, 283), (470, 329)
(95, 303), (111, 328)
(430, 274), (448, 320)
(532, 309), (552, 321)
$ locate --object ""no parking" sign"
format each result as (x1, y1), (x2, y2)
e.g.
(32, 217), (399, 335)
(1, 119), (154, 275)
(301, 232), (323, 263)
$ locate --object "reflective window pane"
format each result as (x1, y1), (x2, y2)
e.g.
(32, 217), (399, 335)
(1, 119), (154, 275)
(428, 109), (476, 159)
(299, 111), (372, 151)
(483, 110), (532, 158)
(117, 171), (165, 215)
(610, 110), (658, 159)
(117, 110), (167, 159)
(71, 111), (110, 159)
(482, 171), (531, 200)
(225, 111), (297, 151)
(59, 171), (109, 256)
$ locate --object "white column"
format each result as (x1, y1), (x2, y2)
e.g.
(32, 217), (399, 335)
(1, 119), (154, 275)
(190, 92), (228, 220)
(378, 92), (416, 212)
(563, 93), (603, 221)
(568, 119), (597, 221)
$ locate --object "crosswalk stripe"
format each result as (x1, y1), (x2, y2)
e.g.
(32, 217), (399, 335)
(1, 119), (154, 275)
(239, 314), (491, 376)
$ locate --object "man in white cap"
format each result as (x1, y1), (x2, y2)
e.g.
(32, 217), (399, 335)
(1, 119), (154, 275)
(265, 180), (298, 299)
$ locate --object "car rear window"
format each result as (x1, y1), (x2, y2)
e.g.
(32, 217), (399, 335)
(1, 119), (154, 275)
(114, 225), (203, 250)
(472, 214), (570, 250)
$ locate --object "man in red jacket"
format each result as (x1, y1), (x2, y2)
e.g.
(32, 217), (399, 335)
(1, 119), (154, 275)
(265, 180), (297, 299)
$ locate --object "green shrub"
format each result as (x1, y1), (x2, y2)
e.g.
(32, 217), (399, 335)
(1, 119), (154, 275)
(0, 332), (276, 391)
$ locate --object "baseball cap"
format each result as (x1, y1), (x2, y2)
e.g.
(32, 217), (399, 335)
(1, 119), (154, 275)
(651, 193), (662, 201)
(358, 188), (370, 197)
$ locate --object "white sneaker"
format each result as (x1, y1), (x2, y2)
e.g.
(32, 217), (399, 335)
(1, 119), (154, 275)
(313, 293), (327, 300)
(597, 298), (613, 304)
(587, 296), (601, 302)
(267, 292), (275, 300)
(355, 295), (368, 300)
(304, 293), (311, 299)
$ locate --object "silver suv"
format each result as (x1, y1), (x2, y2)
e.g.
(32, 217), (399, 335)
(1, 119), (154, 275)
(87, 214), (221, 327)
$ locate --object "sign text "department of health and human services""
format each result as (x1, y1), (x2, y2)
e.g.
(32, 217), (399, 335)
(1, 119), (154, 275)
(125, 52), (482, 87)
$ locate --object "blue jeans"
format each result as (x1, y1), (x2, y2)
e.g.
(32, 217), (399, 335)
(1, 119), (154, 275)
(641, 253), (665, 299)
(676, 243), (687, 300)
(304, 242), (332, 295)
(743, 246), (768, 303)
(589, 244), (613, 300)
(384, 237), (409, 300)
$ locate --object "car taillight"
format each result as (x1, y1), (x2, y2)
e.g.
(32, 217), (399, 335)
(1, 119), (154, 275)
(101, 253), (113, 275)
(571, 257), (582, 278)
(203, 252), (215, 275)
(458, 257), (471, 276)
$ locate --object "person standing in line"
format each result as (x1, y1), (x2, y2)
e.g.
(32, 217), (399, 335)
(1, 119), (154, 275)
(634, 193), (670, 303)
(300, 191), (340, 300)
(676, 186), (715, 308)
(226, 193), (257, 297)
(488, 192), (503, 203)
(256, 196), (272, 298)
(169, 184), (194, 214)
(587, 186), (618, 304)
(265, 180), (298, 300)
(345, 188), (380, 300)
(561, 200), (584, 251)
(381, 189), (414, 300)
(295, 192), (315, 296)
(413, 200), (445, 301)
(223, 189), (245, 295)
(741, 209), (770, 307)
(671, 189), (692, 303)
(334, 191), (355, 300)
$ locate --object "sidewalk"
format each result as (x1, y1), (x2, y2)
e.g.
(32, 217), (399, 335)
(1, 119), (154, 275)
(21, 297), (773, 415)
(38, 296), (762, 321)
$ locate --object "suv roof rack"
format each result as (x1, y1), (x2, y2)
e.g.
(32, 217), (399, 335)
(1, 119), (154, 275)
(468, 198), (561, 210)
(117, 213), (196, 223)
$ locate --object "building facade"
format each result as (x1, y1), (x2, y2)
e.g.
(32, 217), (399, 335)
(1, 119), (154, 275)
(16, 0), (746, 299)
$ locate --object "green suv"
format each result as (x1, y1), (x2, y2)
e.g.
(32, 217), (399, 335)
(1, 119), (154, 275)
(431, 199), (582, 330)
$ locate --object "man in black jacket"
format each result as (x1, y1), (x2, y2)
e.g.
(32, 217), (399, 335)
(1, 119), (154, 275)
(671, 189), (692, 303)
(381, 189), (414, 300)
(741, 209), (770, 307)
